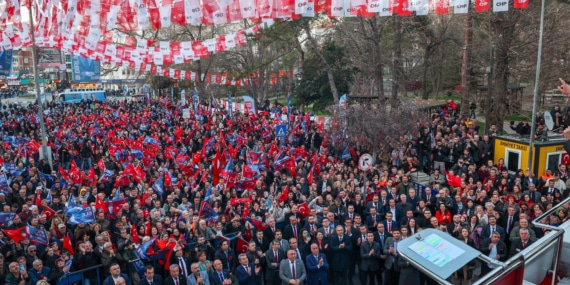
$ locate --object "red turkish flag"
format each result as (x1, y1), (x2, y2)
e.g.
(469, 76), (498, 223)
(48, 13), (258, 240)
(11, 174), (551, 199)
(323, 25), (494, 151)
(475, 0), (490, 12)
(278, 186), (289, 202)
(42, 206), (57, 220)
(236, 237), (249, 253)
(131, 223), (140, 243)
(3, 226), (28, 243)
(63, 234), (74, 255)
(444, 170), (462, 188)
(298, 202), (310, 217)
(192, 41), (210, 58)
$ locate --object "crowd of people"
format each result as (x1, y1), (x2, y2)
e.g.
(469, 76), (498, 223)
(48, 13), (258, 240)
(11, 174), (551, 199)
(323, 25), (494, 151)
(0, 92), (566, 285)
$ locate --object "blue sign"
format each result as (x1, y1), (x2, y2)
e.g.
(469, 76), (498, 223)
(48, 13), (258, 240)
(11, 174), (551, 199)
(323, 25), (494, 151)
(71, 55), (101, 83)
(276, 125), (287, 138)
(0, 49), (13, 76)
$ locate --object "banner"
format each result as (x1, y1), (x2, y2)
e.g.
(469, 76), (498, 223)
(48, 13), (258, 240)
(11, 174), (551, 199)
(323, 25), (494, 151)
(66, 206), (96, 225)
(71, 55), (101, 82)
(243, 96), (255, 114)
(228, 94), (233, 118)
(0, 50), (13, 76)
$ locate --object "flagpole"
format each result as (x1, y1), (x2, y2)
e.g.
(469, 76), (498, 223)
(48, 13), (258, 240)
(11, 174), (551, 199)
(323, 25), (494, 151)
(28, 2), (52, 171)
(528, 0), (545, 170)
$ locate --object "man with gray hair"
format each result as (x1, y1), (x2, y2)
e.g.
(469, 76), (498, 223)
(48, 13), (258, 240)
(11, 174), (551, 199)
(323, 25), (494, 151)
(165, 264), (187, 285)
(29, 259), (50, 285)
(510, 228), (534, 257)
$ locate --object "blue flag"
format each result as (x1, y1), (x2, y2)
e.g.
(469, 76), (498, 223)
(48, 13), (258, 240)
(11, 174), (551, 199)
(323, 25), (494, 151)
(39, 172), (54, 183)
(66, 206), (95, 225)
(135, 237), (157, 261)
(341, 146), (351, 160)
(131, 149), (143, 159)
(0, 174), (8, 191)
(46, 190), (52, 204)
(26, 226), (48, 245)
(199, 202), (218, 223)
(68, 194), (77, 208)
(152, 177), (164, 196)
(143, 136), (160, 146)
(410, 181), (427, 197)
(10, 168), (27, 178)
(0, 213), (15, 224)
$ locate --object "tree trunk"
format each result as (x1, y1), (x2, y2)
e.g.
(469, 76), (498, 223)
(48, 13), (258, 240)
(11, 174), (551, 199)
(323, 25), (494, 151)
(460, 12), (473, 119)
(391, 17), (403, 106)
(421, 46), (430, 99)
(486, 12), (520, 133)
(303, 23), (340, 104)
(371, 18), (387, 108)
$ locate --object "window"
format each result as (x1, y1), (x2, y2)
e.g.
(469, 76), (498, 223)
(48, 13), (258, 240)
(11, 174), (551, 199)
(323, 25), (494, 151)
(546, 152), (564, 173)
(505, 149), (521, 173)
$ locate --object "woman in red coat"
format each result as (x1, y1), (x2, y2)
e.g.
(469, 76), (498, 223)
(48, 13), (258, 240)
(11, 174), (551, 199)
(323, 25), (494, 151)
(436, 203), (452, 224)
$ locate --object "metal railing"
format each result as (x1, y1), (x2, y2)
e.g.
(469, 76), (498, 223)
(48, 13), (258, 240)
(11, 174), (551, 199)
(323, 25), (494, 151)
(56, 264), (103, 285)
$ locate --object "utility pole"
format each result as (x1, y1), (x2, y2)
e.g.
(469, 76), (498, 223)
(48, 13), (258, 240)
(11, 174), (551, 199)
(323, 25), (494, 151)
(28, 3), (52, 170)
(484, 43), (495, 130)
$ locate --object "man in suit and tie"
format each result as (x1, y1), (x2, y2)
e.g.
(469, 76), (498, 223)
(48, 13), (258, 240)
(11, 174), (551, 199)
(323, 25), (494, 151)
(274, 230), (290, 252)
(169, 246), (191, 277)
(102, 263), (131, 285)
(254, 230), (270, 252)
(209, 260), (232, 285)
(382, 212), (398, 234)
(341, 204), (357, 223)
(318, 218), (334, 238)
(283, 215), (302, 241)
(329, 225), (353, 285)
(365, 195), (385, 218)
(383, 228), (402, 285)
(279, 249), (307, 285)
(265, 240), (286, 285)
(424, 187), (438, 213)
(164, 264), (187, 285)
(263, 218), (277, 242)
(138, 265), (163, 285)
(188, 262), (211, 285)
(384, 199), (401, 224)
(365, 207), (382, 231)
(480, 216), (506, 247)
(509, 228), (534, 257)
(305, 243), (328, 285)
(214, 240), (237, 273)
(500, 206), (519, 239)
(236, 254), (260, 285)
(360, 232), (382, 285)
(523, 183), (542, 204)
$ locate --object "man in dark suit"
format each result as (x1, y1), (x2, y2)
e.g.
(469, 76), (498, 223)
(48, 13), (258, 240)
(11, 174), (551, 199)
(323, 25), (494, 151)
(365, 195), (385, 219)
(283, 215), (302, 241)
(329, 225), (353, 285)
(382, 212), (398, 234)
(509, 228), (534, 257)
(102, 263), (131, 285)
(169, 246), (191, 276)
(164, 264), (187, 285)
(236, 253), (260, 285)
(303, 215), (320, 237)
(209, 259), (232, 285)
(253, 230), (270, 253)
(265, 240), (285, 285)
(523, 184), (542, 204)
(214, 240), (236, 273)
(360, 232), (382, 285)
(305, 243), (328, 285)
(480, 216), (506, 247)
(279, 249), (307, 285)
(365, 207), (382, 231)
(384, 200), (402, 225)
(480, 232), (508, 276)
(138, 265), (163, 285)
(499, 206), (519, 238)
(263, 218), (277, 242)
(383, 228), (402, 285)
(341, 204), (357, 223)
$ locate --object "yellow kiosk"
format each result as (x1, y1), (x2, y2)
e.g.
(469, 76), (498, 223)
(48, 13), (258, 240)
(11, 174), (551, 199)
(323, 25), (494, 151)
(494, 134), (568, 176)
